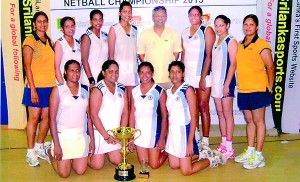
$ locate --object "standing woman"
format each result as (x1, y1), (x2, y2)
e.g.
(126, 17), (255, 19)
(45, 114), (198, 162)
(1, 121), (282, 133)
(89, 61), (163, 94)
(89, 60), (129, 170)
(129, 62), (168, 169)
(234, 14), (274, 169)
(54, 16), (81, 85)
(22, 11), (56, 167)
(48, 60), (94, 178)
(211, 15), (237, 159)
(81, 10), (108, 88)
(181, 6), (216, 147)
(108, 1), (139, 104)
(165, 61), (226, 176)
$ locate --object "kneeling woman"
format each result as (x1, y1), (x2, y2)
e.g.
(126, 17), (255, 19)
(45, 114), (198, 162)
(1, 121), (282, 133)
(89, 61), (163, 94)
(89, 60), (129, 169)
(165, 61), (226, 176)
(48, 60), (95, 178)
(129, 62), (168, 169)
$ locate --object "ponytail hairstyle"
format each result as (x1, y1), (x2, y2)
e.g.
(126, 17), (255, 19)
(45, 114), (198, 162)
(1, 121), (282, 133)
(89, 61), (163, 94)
(214, 15), (231, 26)
(97, 60), (119, 82)
(119, 1), (132, 21)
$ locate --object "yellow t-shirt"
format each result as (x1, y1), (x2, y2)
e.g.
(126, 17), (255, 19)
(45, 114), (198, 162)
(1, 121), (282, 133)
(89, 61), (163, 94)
(138, 27), (182, 83)
(23, 33), (55, 88)
(236, 35), (271, 93)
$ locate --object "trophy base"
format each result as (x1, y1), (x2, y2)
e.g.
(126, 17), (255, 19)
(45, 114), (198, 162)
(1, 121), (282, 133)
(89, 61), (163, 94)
(139, 171), (150, 179)
(114, 165), (136, 181)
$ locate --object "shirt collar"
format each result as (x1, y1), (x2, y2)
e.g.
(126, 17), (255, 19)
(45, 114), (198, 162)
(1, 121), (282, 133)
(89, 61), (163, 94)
(241, 34), (259, 48)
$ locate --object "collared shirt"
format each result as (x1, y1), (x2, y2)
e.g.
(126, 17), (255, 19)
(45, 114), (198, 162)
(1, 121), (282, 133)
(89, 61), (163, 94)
(138, 26), (182, 83)
(236, 35), (272, 93)
(22, 32), (55, 87)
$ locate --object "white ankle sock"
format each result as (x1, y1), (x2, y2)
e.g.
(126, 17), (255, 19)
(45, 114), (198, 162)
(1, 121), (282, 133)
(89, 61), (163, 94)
(221, 136), (226, 146)
(27, 148), (34, 153)
(226, 140), (233, 151)
(202, 137), (209, 146)
(255, 151), (262, 157)
(247, 146), (255, 154)
(34, 143), (43, 150)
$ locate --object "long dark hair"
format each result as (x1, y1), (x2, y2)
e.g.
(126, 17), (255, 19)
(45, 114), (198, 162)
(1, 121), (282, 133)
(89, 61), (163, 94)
(97, 60), (119, 82)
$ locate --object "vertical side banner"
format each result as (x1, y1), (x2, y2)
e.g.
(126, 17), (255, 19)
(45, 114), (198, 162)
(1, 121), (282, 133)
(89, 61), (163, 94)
(256, 0), (278, 130)
(272, 0), (293, 132)
(282, 0), (300, 133)
(2, 1), (26, 129)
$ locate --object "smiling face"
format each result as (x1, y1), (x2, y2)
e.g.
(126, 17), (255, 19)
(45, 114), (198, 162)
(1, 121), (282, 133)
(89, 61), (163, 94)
(65, 63), (80, 83)
(214, 18), (229, 37)
(91, 13), (103, 30)
(188, 8), (201, 26)
(62, 19), (75, 37)
(169, 65), (184, 85)
(243, 17), (258, 37)
(33, 15), (48, 33)
(120, 5), (132, 22)
(103, 63), (119, 84)
(138, 65), (154, 85)
(152, 10), (167, 27)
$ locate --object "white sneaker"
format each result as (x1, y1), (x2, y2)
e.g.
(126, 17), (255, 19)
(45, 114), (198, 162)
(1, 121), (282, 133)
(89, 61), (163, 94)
(26, 151), (40, 167)
(208, 152), (227, 168)
(234, 149), (254, 163)
(198, 145), (215, 160)
(44, 142), (52, 164)
(35, 143), (49, 160)
(243, 154), (265, 169)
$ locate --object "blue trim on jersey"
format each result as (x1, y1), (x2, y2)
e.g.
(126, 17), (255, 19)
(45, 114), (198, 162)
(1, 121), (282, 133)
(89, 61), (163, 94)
(223, 36), (236, 88)
(196, 25), (207, 76)
(117, 83), (126, 93)
(152, 85), (163, 147)
(178, 84), (190, 125)
(185, 123), (199, 155)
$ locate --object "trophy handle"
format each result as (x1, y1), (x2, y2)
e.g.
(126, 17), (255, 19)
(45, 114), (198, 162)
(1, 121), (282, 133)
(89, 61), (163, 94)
(128, 129), (141, 144)
(107, 129), (120, 143)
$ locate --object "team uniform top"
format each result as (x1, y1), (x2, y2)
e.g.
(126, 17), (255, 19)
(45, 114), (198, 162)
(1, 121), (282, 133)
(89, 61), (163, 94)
(81, 28), (108, 85)
(56, 84), (89, 133)
(22, 32), (55, 88)
(181, 25), (211, 88)
(111, 23), (139, 86)
(236, 35), (271, 93)
(53, 84), (89, 160)
(211, 35), (236, 98)
(93, 80), (125, 154)
(56, 36), (81, 82)
(165, 83), (198, 158)
(132, 84), (164, 148)
(138, 26), (182, 83)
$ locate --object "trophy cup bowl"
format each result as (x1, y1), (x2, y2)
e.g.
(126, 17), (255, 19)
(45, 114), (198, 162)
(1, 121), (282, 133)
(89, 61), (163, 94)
(107, 127), (141, 181)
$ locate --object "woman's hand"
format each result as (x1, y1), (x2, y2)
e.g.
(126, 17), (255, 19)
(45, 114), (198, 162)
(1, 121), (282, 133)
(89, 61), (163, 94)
(185, 142), (194, 157)
(54, 145), (63, 161)
(223, 85), (230, 97)
(156, 138), (165, 150)
(89, 140), (95, 157)
(31, 88), (39, 104)
(199, 78), (206, 91)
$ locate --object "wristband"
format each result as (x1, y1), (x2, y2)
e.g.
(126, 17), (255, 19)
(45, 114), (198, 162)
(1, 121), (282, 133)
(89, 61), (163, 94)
(88, 77), (95, 84)
(104, 135), (110, 141)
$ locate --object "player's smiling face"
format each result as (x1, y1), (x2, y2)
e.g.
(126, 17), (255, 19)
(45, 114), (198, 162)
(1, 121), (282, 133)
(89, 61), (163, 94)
(138, 66), (153, 84)
(62, 19), (75, 37)
(65, 63), (80, 83)
(103, 64), (119, 83)
(188, 8), (201, 26)
(91, 13), (103, 30)
(120, 5), (132, 22)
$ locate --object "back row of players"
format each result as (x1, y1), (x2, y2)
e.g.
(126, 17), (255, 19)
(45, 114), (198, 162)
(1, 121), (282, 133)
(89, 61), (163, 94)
(22, 2), (274, 178)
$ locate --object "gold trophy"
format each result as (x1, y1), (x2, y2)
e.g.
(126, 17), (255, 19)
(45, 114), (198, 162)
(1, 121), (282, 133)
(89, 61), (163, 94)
(107, 127), (141, 181)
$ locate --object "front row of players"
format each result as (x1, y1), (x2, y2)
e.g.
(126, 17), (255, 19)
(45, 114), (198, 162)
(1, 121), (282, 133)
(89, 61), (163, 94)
(45, 60), (226, 178)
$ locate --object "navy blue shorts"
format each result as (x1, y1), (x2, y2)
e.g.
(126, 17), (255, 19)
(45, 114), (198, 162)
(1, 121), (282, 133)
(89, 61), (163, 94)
(22, 87), (53, 108)
(237, 89), (272, 110)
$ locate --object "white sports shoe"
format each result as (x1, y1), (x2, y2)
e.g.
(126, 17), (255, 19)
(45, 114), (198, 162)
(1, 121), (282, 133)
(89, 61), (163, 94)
(26, 151), (40, 167)
(208, 151), (227, 168)
(198, 145), (215, 160)
(44, 141), (52, 164)
(243, 154), (265, 169)
(234, 149), (254, 163)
